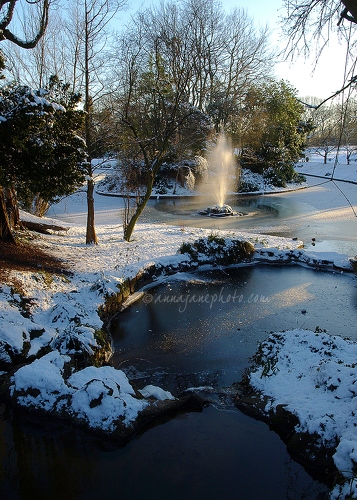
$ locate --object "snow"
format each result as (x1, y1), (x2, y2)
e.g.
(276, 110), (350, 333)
(1, 157), (357, 497)
(248, 329), (357, 499)
(67, 364), (148, 429)
(295, 149), (357, 184)
(11, 352), (149, 430)
(139, 384), (175, 400)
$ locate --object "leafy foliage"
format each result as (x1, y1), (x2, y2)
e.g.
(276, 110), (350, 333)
(0, 76), (87, 207)
(240, 80), (313, 186)
(178, 234), (255, 265)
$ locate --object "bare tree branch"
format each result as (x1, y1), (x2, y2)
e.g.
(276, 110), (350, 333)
(0, 0), (50, 49)
(298, 74), (357, 109)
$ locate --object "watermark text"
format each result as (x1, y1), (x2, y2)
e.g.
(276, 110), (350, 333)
(142, 286), (270, 313)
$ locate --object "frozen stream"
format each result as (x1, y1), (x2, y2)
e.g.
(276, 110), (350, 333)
(2, 177), (356, 499)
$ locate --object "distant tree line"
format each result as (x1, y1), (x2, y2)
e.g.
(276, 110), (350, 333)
(3, 0), (353, 242)
(301, 95), (357, 163)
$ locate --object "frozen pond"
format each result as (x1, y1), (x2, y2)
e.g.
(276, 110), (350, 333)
(110, 266), (357, 391)
(7, 175), (355, 499)
(2, 265), (356, 499)
(48, 175), (357, 257)
(141, 177), (357, 256)
(106, 264), (357, 499)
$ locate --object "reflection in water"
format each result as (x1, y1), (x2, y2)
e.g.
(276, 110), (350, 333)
(269, 282), (314, 309)
(0, 405), (328, 500)
(153, 195), (280, 218)
(111, 266), (357, 390)
(0, 417), (103, 499)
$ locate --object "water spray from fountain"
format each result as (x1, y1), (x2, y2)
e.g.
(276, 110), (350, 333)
(198, 133), (242, 217)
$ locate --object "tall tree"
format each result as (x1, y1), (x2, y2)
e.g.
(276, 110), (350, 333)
(0, 76), (87, 241)
(113, 37), (212, 241)
(107, 0), (274, 240)
(0, 0), (53, 242)
(128, 0), (274, 117)
(64, 0), (126, 244)
(240, 80), (313, 186)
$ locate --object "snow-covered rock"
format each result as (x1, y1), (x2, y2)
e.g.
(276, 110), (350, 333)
(243, 329), (357, 498)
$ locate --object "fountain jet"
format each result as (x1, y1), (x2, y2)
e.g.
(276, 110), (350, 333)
(211, 134), (235, 207)
(199, 133), (242, 217)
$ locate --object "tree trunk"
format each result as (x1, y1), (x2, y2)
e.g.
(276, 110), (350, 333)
(5, 187), (20, 228)
(124, 174), (154, 242)
(341, 1), (357, 23)
(86, 178), (98, 244)
(84, 2), (98, 246)
(21, 219), (69, 234)
(0, 187), (16, 243)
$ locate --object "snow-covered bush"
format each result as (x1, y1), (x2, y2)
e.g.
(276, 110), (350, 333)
(178, 234), (254, 265)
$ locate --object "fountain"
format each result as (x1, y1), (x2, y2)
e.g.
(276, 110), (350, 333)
(197, 203), (239, 217)
(198, 133), (243, 217)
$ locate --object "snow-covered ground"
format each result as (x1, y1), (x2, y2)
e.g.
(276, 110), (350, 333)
(1, 156), (357, 498)
(296, 149), (357, 184)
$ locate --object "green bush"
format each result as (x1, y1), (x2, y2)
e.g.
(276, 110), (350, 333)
(178, 235), (254, 265)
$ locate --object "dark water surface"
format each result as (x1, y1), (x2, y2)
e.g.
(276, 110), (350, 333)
(111, 266), (357, 391)
(2, 267), (355, 499)
(0, 404), (326, 500)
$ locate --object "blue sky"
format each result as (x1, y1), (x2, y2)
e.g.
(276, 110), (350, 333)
(117, 0), (348, 99)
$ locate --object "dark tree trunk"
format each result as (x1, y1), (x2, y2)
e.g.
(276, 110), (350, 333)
(86, 178), (98, 244)
(124, 173), (154, 242)
(0, 187), (16, 243)
(5, 187), (20, 228)
(341, 0), (357, 23)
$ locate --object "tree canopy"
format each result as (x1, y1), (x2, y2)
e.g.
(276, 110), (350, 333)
(0, 76), (87, 239)
(1, 0), (340, 243)
(240, 80), (313, 186)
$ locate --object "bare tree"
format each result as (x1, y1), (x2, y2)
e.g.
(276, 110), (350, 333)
(111, 18), (212, 241)
(340, 97), (357, 162)
(106, 0), (275, 240)
(302, 97), (340, 162)
(0, 0), (51, 49)
(136, 0), (274, 114)
(64, 0), (126, 244)
(3, 8), (69, 87)
(282, 0), (357, 54)
(282, 0), (357, 105)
